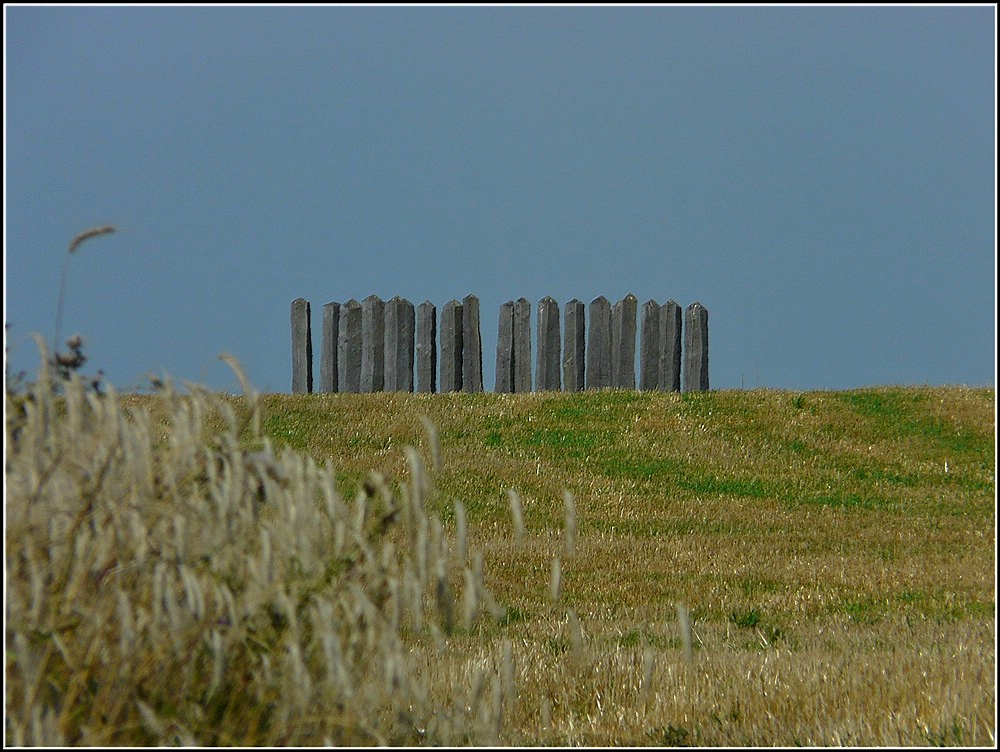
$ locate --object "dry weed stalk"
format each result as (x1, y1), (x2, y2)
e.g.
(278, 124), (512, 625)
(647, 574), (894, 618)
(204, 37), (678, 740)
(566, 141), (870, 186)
(68, 224), (116, 254)
(677, 603), (694, 666)
(507, 488), (525, 544)
(550, 556), (562, 603)
(54, 225), (116, 362)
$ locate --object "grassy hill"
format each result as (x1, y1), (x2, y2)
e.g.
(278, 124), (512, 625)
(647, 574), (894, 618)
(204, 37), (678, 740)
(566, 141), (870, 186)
(242, 385), (995, 617)
(8, 376), (995, 745)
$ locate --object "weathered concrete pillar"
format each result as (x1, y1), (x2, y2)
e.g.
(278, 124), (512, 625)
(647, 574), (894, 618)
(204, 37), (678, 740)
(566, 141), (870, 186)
(416, 301), (436, 393)
(440, 300), (463, 393)
(660, 300), (682, 392)
(320, 302), (340, 393)
(683, 301), (709, 393)
(586, 296), (611, 390)
(361, 295), (385, 393)
(513, 297), (532, 393)
(384, 296), (414, 392)
(291, 298), (313, 394)
(462, 294), (483, 393)
(338, 299), (362, 393)
(536, 296), (561, 391)
(563, 299), (585, 392)
(639, 299), (660, 391)
(495, 301), (514, 393)
(611, 294), (637, 390)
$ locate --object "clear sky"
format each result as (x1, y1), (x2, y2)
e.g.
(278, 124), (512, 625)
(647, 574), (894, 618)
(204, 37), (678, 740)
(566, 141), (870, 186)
(4, 5), (996, 394)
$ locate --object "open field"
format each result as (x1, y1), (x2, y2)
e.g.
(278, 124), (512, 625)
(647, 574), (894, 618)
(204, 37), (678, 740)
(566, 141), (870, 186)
(6, 367), (996, 745)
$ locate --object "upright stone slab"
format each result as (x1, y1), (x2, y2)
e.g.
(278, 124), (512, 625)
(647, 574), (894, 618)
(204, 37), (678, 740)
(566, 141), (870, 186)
(338, 299), (362, 393)
(462, 294), (483, 393)
(659, 300), (682, 392)
(563, 299), (585, 392)
(586, 296), (611, 390)
(536, 296), (561, 391)
(320, 301), (340, 393)
(683, 302), (709, 393)
(639, 299), (660, 392)
(440, 300), (463, 393)
(611, 294), (637, 390)
(384, 296), (414, 392)
(513, 297), (532, 393)
(291, 298), (313, 394)
(495, 301), (514, 393)
(416, 301), (437, 393)
(361, 295), (385, 393)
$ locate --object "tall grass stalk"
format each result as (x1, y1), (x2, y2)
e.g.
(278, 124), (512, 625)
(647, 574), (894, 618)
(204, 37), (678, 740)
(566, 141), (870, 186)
(507, 488), (525, 544)
(53, 225), (115, 359)
(677, 603), (694, 666)
(454, 499), (468, 562)
(550, 556), (562, 604)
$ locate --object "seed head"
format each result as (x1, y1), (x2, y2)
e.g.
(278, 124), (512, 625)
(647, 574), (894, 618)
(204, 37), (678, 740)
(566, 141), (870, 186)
(68, 225), (116, 254)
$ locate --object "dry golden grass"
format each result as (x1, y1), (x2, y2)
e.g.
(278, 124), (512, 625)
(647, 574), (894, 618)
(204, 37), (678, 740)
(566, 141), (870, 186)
(248, 385), (995, 745)
(6, 365), (995, 746)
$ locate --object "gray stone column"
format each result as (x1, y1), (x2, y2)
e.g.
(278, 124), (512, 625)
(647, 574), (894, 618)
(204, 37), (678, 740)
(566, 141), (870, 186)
(639, 299), (660, 391)
(416, 301), (437, 393)
(291, 298), (313, 393)
(660, 300), (682, 392)
(563, 299), (585, 392)
(361, 295), (385, 393)
(462, 294), (483, 393)
(338, 299), (362, 393)
(495, 301), (514, 393)
(586, 296), (611, 390)
(440, 300), (463, 393)
(683, 302), (709, 393)
(513, 297), (532, 393)
(536, 296), (561, 391)
(611, 294), (637, 390)
(320, 302), (340, 393)
(384, 296), (414, 392)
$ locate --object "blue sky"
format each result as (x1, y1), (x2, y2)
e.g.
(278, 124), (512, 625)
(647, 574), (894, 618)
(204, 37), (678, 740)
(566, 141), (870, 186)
(5, 5), (996, 394)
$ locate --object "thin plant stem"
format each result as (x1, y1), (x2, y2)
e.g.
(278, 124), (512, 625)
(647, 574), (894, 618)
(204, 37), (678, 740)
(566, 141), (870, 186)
(53, 251), (72, 356)
(53, 225), (116, 355)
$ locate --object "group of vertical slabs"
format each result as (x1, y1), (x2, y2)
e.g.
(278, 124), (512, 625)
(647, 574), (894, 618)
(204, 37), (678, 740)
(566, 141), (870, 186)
(291, 294), (708, 395)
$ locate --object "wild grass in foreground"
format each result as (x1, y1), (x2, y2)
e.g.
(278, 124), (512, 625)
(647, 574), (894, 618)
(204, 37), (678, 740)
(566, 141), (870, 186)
(5, 353), (996, 745)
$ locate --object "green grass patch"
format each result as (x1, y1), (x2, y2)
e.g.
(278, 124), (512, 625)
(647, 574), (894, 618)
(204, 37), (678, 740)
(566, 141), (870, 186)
(728, 607), (763, 630)
(836, 388), (994, 460)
